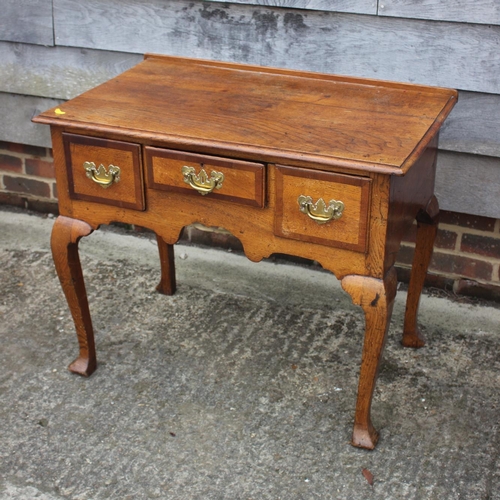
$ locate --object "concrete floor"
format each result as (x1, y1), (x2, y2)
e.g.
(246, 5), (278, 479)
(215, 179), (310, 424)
(1, 206), (499, 500)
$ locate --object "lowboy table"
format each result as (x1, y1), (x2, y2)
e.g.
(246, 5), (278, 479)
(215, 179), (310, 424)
(34, 54), (457, 449)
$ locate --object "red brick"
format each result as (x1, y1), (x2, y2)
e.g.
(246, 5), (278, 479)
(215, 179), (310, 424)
(0, 191), (58, 214)
(132, 225), (154, 234)
(209, 230), (244, 251)
(436, 229), (458, 250)
(25, 198), (59, 215)
(25, 158), (55, 178)
(454, 279), (500, 302)
(182, 225), (243, 252)
(0, 141), (47, 157)
(0, 154), (23, 173)
(396, 266), (455, 291)
(403, 225), (457, 250)
(440, 210), (496, 232)
(430, 251), (493, 281)
(0, 192), (26, 208)
(3, 175), (51, 198)
(461, 233), (500, 259)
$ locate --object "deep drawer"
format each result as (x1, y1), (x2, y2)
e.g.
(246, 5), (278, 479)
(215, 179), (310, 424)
(63, 133), (144, 210)
(145, 147), (265, 208)
(274, 165), (371, 252)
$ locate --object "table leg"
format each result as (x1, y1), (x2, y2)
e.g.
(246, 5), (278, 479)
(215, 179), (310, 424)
(402, 196), (439, 348)
(155, 234), (176, 295)
(51, 216), (96, 377)
(341, 267), (397, 449)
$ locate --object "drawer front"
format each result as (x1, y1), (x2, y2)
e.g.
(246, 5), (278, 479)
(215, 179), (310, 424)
(63, 133), (144, 210)
(275, 165), (371, 252)
(145, 147), (265, 207)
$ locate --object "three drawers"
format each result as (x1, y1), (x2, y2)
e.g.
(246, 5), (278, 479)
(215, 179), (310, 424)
(63, 133), (144, 210)
(63, 134), (370, 253)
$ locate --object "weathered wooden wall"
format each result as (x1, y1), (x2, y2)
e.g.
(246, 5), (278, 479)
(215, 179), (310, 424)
(1, 0), (499, 217)
(0, 0), (54, 45)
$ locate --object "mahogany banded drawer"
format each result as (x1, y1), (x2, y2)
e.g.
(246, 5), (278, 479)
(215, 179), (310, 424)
(62, 133), (144, 211)
(145, 147), (265, 208)
(274, 165), (371, 252)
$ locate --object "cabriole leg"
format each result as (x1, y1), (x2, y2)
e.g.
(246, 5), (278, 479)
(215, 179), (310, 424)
(402, 196), (439, 348)
(155, 234), (176, 295)
(51, 216), (96, 376)
(341, 268), (398, 449)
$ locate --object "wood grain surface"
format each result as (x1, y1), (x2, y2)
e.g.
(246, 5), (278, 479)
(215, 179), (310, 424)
(379, 0), (500, 26)
(274, 165), (371, 252)
(0, 0), (54, 45)
(33, 55), (456, 175)
(439, 91), (500, 158)
(5, 42), (498, 159)
(0, 93), (64, 148)
(53, 0), (500, 94)
(435, 151), (500, 219)
(341, 267), (398, 449)
(146, 147), (265, 208)
(218, 0), (500, 24)
(205, 0), (376, 14)
(0, 41), (141, 100)
(50, 215), (96, 376)
(402, 196), (439, 348)
(63, 133), (144, 211)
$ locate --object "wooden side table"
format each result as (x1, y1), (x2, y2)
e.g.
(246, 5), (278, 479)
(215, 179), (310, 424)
(33, 54), (457, 449)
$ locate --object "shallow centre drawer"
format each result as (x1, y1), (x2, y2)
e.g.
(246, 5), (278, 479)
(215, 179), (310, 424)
(62, 133), (144, 210)
(274, 165), (371, 252)
(145, 147), (265, 207)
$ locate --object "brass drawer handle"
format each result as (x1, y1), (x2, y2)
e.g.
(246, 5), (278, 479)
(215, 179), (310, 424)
(182, 166), (224, 195)
(298, 195), (344, 225)
(84, 161), (121, 189)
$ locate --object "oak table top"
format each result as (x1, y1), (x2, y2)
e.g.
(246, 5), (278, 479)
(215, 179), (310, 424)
(34, 54), (457, 450)
(34, 54), (456, 175)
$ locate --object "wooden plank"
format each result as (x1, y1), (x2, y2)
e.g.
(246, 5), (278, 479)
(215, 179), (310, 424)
(0, 93), (64, 148)
(0, 42), (142, 100)
(0, 0), (54, 45)
(54, 0), (500, 94)
(435, 151), (500, 219)
(204, 0), (376, 15)
(440, 91), (500, 158)
(380, 0), (500, 26)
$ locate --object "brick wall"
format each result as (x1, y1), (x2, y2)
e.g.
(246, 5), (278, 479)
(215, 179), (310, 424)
(0, 141), (58, 213)
(1, 140), (499, 301)
(398, 213), (500, 301)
